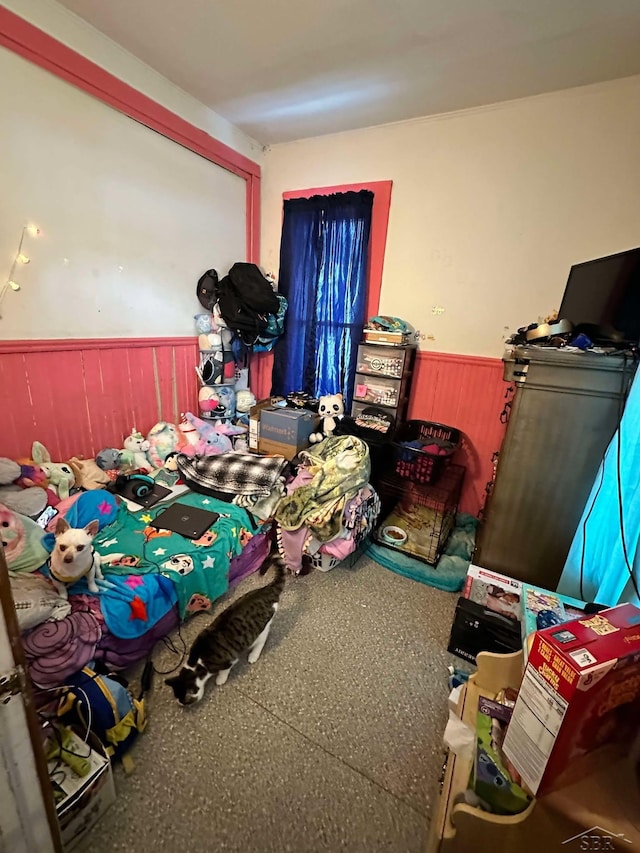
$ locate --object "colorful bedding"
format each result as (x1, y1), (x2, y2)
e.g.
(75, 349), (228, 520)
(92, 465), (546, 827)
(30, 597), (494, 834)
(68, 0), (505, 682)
(93, 491), (263, 618)
(8, 487), (270, 690)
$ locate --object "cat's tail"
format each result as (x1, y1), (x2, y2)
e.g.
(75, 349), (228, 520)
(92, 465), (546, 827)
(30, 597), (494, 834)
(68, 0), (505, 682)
(260, 553), (287, 598)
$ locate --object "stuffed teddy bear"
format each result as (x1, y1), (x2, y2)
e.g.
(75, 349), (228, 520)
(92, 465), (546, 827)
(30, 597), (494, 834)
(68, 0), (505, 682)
(31, 442), (75, 500)
(120, 429), (153, 473)
(309, 394), (345, 444)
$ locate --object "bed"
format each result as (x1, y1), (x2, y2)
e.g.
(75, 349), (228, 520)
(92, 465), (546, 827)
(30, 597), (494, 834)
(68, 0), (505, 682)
(6, 488), (271, 691)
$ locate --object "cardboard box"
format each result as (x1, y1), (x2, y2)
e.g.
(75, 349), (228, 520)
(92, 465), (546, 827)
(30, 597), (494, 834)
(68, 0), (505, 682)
(259, 407), (317, 455)
(502, 603), (640, 796)
(363, 329), (410, 346)
(49, 729), (115, 851)
(249, 398), (279, 451)
(463, 565), (523, 622)
(258, 437), (303, 461)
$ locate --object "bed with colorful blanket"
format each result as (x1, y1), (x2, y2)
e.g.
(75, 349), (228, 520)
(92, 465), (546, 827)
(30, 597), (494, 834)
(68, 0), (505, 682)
(4, 488), (271, 691)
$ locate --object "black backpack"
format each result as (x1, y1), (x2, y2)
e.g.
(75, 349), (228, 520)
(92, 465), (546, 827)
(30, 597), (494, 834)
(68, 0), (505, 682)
(216, 263), (280, 345)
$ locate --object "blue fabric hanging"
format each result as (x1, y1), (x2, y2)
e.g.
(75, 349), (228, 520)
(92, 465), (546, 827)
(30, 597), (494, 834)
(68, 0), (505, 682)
(558, 366), (640, 606)
(272, 191), (373, 407)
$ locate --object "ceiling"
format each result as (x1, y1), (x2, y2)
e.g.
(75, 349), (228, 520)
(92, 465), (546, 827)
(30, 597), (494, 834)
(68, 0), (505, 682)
(57, 0), (640, 145)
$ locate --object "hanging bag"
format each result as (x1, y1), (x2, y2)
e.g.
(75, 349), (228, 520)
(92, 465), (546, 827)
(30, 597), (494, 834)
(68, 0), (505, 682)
(216, 263), (280, 345)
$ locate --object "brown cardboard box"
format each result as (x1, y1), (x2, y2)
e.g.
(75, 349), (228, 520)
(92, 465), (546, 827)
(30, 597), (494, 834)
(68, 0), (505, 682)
(258, 436), (309, 461)
(249, 397), (281, 451)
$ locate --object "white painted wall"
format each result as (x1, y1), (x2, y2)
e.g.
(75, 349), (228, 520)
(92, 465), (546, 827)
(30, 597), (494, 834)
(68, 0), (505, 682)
(261, 77), (640, 358)
(0, 48), (247, 338)
(2, 0), (263, 162)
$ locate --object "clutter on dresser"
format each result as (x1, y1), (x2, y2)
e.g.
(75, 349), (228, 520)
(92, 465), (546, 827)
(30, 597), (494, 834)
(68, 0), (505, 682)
(363, 315), (416, 346)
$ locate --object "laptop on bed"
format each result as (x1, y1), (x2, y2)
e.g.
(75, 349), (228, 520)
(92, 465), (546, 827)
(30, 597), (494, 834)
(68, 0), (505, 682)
(151, 503), (220, 539)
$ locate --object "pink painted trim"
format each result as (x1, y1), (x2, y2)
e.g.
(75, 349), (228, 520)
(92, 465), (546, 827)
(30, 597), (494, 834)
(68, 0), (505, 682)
(246, 175), (261, 264)
(416, 350), (503, 368)
(0, 5), (260, 262)
(282, 181), (392, 317)
(0, 337), (198, 354)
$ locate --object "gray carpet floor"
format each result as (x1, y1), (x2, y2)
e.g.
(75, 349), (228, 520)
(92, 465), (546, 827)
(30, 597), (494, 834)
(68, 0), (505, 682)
(87, 558), (458, 853)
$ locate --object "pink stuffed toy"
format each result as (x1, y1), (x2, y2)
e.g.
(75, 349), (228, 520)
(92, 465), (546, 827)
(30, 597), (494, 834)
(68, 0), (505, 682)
(183, 412), (245, 456)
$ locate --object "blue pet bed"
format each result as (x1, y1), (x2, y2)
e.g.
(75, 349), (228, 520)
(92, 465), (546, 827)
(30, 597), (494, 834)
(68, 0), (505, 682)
(365, 513), (477, 592)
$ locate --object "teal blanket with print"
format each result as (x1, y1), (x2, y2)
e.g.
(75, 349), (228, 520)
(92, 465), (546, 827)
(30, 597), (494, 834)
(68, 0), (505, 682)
(93, 492), (262, 618)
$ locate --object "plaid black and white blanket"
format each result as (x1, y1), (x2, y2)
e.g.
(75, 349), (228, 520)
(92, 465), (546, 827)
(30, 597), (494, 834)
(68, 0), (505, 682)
(177, 452), (289, 498)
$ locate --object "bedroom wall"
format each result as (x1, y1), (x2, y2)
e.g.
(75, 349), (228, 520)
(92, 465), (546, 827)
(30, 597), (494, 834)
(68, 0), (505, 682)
(262, 75), (640, 358)
(0, 1), (262, 459)
(261, 75), (640, 515)
(1, 0), (262, 162)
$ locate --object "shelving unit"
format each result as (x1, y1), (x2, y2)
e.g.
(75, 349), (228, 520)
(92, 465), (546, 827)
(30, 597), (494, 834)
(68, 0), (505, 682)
(427, 650), (640, 852)
(351, 343), (416, 430)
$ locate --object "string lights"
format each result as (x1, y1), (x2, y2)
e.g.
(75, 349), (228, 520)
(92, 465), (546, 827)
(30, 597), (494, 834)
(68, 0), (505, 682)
(0, 223), (40, 317)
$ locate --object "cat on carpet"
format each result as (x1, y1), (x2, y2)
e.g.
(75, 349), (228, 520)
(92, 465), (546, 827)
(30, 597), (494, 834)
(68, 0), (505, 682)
(165, 555), (286, 706)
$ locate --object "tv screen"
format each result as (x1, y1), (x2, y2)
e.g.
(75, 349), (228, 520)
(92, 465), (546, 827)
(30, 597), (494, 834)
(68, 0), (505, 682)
(559, 247), (640, 342)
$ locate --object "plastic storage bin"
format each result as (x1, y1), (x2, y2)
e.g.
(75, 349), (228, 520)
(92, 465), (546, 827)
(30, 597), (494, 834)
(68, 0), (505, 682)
(392, 420), (461, 484)
(356, 344), (409, 378)
(353, 373), (401, 407)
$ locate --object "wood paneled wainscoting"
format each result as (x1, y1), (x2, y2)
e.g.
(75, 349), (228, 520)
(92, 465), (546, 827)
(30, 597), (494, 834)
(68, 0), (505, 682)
(0, 342), (506, 518)
(409, 351), (508, 517)
(0, 338), (199, 462)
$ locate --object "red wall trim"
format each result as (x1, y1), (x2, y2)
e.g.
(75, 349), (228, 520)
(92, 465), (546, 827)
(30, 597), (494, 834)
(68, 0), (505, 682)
(0, 337), (196, 354)
(409, 350), (507, 517)
(282, 181), (392, 319)
(0, 5), (261, 263)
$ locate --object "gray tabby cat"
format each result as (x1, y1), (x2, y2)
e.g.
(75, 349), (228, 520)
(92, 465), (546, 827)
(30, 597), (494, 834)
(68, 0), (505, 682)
(165, 555), (286, 706)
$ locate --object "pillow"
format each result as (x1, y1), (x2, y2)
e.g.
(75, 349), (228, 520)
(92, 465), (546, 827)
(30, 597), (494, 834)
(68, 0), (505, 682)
(9, 572), (70, 632)
(0, 503), (48, 573)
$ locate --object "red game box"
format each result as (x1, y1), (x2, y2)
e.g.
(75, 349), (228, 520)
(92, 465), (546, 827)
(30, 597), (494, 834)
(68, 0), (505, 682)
(502, 603), (640, 796)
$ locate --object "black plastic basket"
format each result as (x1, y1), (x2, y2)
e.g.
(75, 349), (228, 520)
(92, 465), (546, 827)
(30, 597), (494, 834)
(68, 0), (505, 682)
(391, 420), (461, 484)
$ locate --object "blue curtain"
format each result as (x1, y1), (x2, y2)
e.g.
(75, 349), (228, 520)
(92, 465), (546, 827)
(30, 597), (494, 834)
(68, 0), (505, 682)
(558, 367), (640, 606)
(272, 190), (373, 407)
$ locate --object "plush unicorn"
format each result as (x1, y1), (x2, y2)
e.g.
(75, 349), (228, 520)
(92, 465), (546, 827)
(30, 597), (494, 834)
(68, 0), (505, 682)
(120, 429), (153, 473)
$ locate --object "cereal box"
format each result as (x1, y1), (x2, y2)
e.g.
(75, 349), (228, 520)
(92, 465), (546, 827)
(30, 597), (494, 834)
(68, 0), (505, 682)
(502, 603), (640, 796)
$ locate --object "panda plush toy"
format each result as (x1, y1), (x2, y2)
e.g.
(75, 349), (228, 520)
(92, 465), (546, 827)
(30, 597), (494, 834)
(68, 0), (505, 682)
(309, 393), (345, 444)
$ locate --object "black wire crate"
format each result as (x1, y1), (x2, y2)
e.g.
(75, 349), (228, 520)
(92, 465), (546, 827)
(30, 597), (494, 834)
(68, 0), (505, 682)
(374, 464), (465, 565)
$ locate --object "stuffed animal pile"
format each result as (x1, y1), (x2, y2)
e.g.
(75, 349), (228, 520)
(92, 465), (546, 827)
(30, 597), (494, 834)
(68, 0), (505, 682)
(4, 388), (352, 519)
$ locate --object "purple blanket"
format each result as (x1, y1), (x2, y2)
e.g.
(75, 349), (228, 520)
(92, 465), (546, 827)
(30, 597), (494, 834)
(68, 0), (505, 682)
(25, 531), (271, 684)
(23, 611), (102, 688)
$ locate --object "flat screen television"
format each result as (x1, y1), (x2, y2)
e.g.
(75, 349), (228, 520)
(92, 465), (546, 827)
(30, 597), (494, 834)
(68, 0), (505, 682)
(559, 247), (640, 343)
